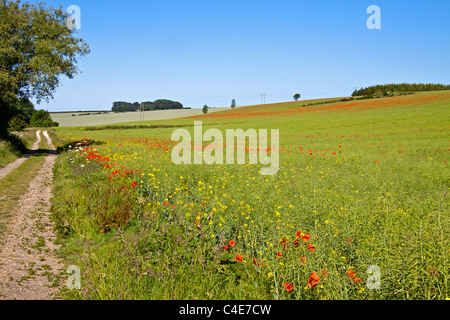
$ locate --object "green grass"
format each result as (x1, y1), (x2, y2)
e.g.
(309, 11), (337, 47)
(50, 107), (231, 127)
(0, 128), (39, 168)
(52, 91), (449, 300)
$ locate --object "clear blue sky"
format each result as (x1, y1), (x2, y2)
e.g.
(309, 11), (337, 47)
(32, 0), (450, 111)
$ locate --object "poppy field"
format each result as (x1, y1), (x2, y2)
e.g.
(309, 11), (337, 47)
(51, 91), (449, 300)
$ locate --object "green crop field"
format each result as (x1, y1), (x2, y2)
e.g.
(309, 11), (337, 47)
(52, 91), (449, 300)
(50, 107), (231, 127)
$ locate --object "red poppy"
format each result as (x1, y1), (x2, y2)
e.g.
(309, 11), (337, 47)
(430, 267), (438, 277)
(307, 244), (315, 252)
(229, 240), (236, 247)
(284, 282), (294, 292)
(299, 256), (307, 264)
(234, 255), (243, 262)
(302, 233), (310, 242)
(292, 239), (300, 248)
(281, 238), (288, 249)
(131, 182), (138, 187)
(352, 276), (363, 283)
(347, 269), (356, 279)
(276, 252), (283, 258)
(223, 245), (229, 250)
(322, 269), (328, 276)
(252, 257), (259, 266)
(307, 272), (320, 288)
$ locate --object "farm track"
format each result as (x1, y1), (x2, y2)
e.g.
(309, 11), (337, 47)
(0, 130), (63, 300)
(0, 130), (42, 181)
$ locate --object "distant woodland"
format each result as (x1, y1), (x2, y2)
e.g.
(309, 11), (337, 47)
(112, 99), (183, 112)
(352, 83), (450, 97)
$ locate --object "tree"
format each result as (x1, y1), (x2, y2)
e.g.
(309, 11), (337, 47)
(141, 101), (155, 111)
(293, 93), (301, 101)
(30, 109), (58, 127)
(351, 83), (450, 97)
(8, 115), (27, 132)
(202, 105), (208, 114)
(112, 99), (183, 112)
(14, 98), (35, 124)
(0, 0), (89, 136)
(3, 97), (35, 129)
(231, 99), (236, 109)
(153, 99), (183, 110)
(132, 102), (140, 110)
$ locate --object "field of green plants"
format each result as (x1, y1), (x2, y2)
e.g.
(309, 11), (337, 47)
(51, 91), (449, 300)
(50, 107), (229, 127)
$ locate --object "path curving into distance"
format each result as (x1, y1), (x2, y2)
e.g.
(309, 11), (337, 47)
(0, 130), (63, 300)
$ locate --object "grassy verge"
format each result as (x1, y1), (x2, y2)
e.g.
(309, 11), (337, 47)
(0, 129), (38, 168)
(52, 139), (264, 300)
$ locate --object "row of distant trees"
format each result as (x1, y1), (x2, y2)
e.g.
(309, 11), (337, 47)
(352, 83), (450, 97)
(112, 99), (183, 112)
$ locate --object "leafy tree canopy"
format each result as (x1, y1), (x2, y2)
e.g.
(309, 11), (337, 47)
(30, 109), (58, 127)
(0, 0), (89, 135)
(112, 99), (183, 112)
(352, 83), (450, 97)
(0, 0), (89, 102)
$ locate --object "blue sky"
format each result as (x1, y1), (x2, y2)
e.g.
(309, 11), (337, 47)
(32, 0), (450, 111)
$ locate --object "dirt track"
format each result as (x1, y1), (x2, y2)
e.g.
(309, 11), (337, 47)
(0, 130), (42, 180)
(0, 130), (63, 300)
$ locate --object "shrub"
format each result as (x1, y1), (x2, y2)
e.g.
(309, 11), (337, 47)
(94, 180), (137, 233)
(8, 115), (27, 132)
(30, 109), (56, 127)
